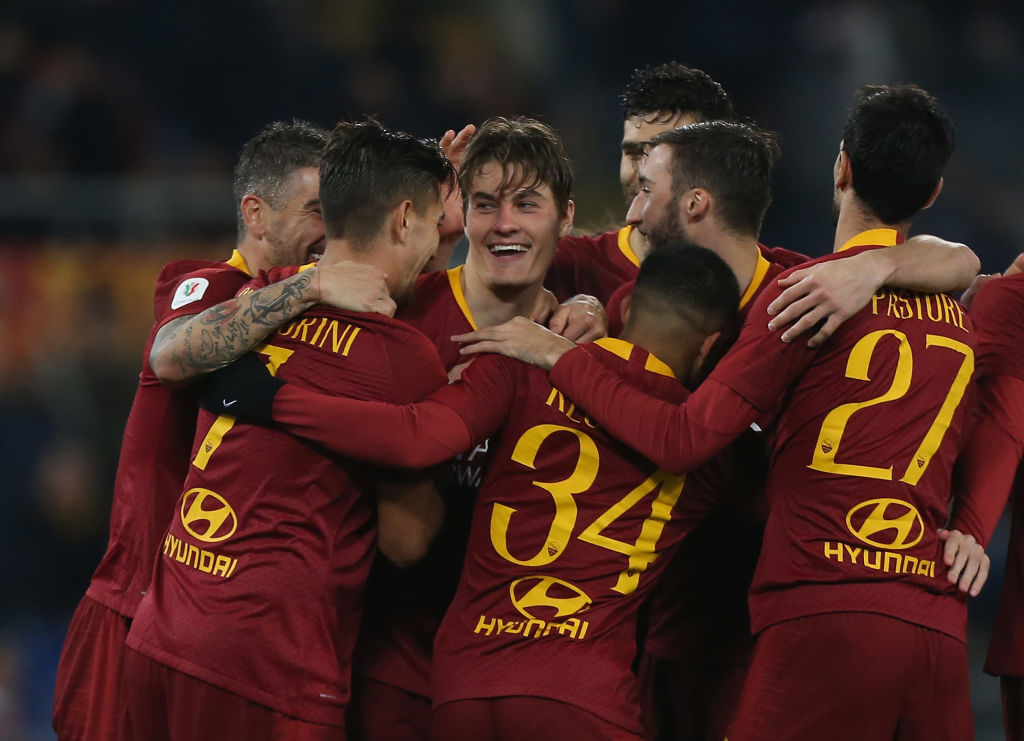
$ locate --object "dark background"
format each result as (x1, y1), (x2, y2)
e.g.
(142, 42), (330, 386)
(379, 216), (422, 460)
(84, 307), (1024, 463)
(0, 1), (1020, 737)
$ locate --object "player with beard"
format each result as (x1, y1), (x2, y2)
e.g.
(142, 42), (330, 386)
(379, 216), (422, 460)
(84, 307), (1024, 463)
(545, 62), (735, 306)
(52, 120), (392, 741)
(121, 120), (454, 741)
(457, 84), (988, 741)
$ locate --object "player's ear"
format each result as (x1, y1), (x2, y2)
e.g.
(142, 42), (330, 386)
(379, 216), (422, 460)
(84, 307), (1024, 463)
(393, 200), (414, 242)
(689, 330), (722, 384)
(684, 188), (710, 223)
(922, 177), (944, 210)
(558, 199), (575, 238)
(620, 293), (631, 328)
(834, 148), (852, 191)
(241, 194), (266, 237)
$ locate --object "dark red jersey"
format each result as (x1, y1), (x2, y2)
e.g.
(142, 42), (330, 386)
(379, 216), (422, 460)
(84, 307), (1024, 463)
(350, 265), (485, 699)
(268, 341), (722, 733)
(947, 273), (1024, 675)
(549, 230), (975, 641)
(85, 250), (253, 618)
(643, 244), (808, 660)
(125, 294), (448, 727)
(546, 227), (641, 305)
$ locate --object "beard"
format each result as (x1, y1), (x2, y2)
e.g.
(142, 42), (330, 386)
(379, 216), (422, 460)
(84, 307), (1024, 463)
(646, 201), (688, 253)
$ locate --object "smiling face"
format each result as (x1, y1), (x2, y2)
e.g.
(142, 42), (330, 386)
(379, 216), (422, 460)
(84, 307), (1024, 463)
(260, 166), (326, 265)
(626, 144), (688, 251)
(464, 162), (573, 291)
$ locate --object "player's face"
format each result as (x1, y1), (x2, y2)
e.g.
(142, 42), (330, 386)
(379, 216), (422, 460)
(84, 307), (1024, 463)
(620, 112), (697, 204)
(465, 162), (573, 291)
(423, 179), (464, 274)
(395, 194), (445, 305)
(262, 167), (326, 266)
(626, 145), (687, 252)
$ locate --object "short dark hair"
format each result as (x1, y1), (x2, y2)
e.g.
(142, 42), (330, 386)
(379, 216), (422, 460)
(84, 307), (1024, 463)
(632, 244), (739, 335)
(620, 62), (735, 124)
(319, 119), (455, 243)
(842, 84), (955, 224)
(650, 121), (779, 237)
(233, 120), (328, 238)
(459, 116), (573, 215)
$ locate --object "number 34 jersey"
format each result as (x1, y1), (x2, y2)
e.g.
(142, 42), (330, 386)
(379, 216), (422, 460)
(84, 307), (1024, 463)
(431, 339), (723, 734)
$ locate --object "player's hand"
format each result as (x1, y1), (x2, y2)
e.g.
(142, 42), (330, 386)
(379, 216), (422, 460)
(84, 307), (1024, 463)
(959, 272), (1000, 310)
(453, 316), (576, 370)
(767, 250), (888, 347)
(439, 124), (476, 170)
(314, 261), (396, 317)
(528, 288), (560, 324)
(199, 352), (283, 423)
(547, 294), (607, 343)
(938, 528), (990, 597)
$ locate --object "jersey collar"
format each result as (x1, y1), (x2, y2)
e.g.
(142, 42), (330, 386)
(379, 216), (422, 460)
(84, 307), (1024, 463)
(837, 228), (900, 253)
(739, 248), (772, 310)
(594, 337), (675, 378)
(618, 226), (641, 267)
(225, 249), (255, 277)
(447, 265), (478, 330)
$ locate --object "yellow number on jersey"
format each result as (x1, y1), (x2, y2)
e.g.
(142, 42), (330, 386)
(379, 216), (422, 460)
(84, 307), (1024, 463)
(490, 423), (686, 594)
(191, 342), (295, 470)
(808, 331), (973, 484)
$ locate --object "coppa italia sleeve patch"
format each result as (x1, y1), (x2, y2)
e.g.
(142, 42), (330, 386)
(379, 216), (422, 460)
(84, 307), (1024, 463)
(170, 277), (210, 309)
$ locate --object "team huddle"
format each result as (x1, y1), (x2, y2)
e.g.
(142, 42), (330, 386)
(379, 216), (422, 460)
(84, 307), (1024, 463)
(50, 63), (1024, 741)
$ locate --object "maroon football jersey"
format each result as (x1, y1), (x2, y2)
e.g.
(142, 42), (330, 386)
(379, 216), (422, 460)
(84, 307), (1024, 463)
(268, 340), (722, 732)
(643, 244), (807, 660)
(549, 230), (975, 641)
(546, 227), (641, 305)
(125, 297), (448, 727)
(948, 273), (1024, 675)
(85, 250), (253, 618)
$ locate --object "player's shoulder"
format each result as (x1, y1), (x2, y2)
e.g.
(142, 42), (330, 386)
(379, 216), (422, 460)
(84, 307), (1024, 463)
(582, 338), (686, 403)
(154, 258), (249, 316)
(759, 243), (810, 269)
(558, 227), (622, 253)
(240, 263), (310, 295)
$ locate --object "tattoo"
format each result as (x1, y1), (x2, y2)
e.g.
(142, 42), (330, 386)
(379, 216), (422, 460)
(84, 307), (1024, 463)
(160, 272), (316, 378)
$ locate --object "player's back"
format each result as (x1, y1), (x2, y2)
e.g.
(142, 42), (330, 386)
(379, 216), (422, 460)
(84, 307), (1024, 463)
(735, 243), (975, 639)
(433, 339), (721, 735)
(127, 299), (448, 727)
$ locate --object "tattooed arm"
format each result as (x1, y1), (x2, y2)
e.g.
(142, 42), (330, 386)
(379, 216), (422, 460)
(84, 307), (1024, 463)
(150, 262), (394, 386)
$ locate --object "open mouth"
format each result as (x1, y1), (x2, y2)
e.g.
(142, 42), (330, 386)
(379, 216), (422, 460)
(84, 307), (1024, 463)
(487, 243), (529, 257)
(308, 241), (326, 263)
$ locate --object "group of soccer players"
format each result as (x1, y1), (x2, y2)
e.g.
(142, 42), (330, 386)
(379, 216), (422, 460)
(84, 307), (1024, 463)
(49, 61), (1024, 741)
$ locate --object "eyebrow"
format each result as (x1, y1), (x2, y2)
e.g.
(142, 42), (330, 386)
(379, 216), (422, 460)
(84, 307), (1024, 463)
(621, 141), (646, 153)
(303, 198), (321, 209)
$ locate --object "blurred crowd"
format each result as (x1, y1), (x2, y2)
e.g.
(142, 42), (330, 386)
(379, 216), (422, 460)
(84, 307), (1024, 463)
(0, 0), (1022, 737)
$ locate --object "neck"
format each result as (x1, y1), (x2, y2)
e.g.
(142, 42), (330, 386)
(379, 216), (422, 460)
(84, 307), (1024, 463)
(619, 321), (692, 383)
(833, 197), (909, 252)
(690, 225), (761, 295)
(235, 237), (275, 275)
(460, 258), (545, 328)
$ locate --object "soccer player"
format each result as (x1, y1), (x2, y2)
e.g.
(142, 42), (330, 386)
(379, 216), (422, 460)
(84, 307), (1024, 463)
(120, 120), (454, 741)
(459, 84), (987, 740)
(346, 116), (604, 741)
(947, 262), (1024, 740)
(51, 120), (392, 741)
(201, 244), (742, 740)
(546, 62), (735, 305)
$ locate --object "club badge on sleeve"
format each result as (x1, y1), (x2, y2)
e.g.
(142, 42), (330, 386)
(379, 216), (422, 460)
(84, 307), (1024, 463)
(171, 277), (210, 310)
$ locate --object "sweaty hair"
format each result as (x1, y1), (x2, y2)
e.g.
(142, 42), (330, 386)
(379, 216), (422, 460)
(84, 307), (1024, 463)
(620, 62), (735, 124)
(233, 120), (329, 238)
(650, 121), (779, 237)
(319, 119), (456, 243)
(841, 84), (954, 225)
(631, 244), (739, 336)
(459, 116), (573, 215)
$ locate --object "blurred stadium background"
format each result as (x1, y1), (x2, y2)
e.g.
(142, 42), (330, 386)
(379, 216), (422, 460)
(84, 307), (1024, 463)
(0, 0), (1021, 738)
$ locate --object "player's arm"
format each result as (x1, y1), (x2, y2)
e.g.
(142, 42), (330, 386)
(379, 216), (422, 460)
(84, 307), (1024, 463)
(376, 476), (444, 568)
(767, 236), (979, 347)
(949, 373), (1024, 547)
(201, 353), (514, 469)
(453, 316), (768, 475)
(151, 262), (394, 385)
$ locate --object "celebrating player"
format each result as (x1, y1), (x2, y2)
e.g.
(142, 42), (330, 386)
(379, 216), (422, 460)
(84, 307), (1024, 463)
(120, 120), (454, 741)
